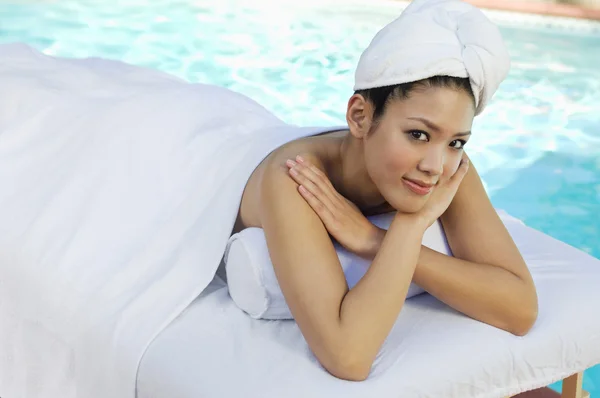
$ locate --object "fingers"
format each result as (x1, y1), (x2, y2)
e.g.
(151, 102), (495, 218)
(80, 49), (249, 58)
(296, 156), (331, 186)
(294, 156), (333, 189)
(445, 158), (469, 195)
(296, 184), (335, 225)
(450, 158), (469, 184)
(285, 156), (337, 206)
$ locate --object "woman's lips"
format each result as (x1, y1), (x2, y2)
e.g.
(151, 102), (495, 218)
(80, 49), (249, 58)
(402, 178), (433, 195)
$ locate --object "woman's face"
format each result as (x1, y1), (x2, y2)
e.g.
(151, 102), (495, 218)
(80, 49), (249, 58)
(362, 86), (475, 213)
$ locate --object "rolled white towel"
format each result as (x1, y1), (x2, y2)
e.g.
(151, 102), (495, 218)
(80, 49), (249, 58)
(353, 0), (511, 115)
(223, 213), (451, 320)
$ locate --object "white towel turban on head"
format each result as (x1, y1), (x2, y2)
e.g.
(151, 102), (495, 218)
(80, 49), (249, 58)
(353, 0), (511, 115)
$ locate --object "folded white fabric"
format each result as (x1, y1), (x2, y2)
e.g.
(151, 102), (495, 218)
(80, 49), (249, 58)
(224, 212), (452, 319)
(353, 0), (511, 115)
(0, 43), (342, 398)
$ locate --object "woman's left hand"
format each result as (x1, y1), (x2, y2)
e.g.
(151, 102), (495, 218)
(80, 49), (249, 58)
(285, 155), (384, 259)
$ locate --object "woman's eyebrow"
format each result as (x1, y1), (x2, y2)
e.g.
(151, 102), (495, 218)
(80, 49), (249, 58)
(407, 117), (471, 137)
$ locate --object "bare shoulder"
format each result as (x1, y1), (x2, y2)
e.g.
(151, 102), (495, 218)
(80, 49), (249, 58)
(234, 136), (328, 232)
(257, 148), (330, 232)
(441, 153), (534, 283)
(266, 141), (327, 174)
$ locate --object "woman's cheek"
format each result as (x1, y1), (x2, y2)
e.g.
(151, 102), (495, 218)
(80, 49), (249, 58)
(382, 143), (415, 175)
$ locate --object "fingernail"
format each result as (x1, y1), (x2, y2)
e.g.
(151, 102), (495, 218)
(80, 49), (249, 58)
(289, 168), (298, 176)
(296, 155), (304, 163)
(286, 159), (296, 167)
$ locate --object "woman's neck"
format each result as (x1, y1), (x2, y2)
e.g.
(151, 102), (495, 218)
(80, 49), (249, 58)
(324, 131), (387, 212)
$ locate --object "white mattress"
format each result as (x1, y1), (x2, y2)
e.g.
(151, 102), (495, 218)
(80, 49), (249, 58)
(136, 212), (600, 398)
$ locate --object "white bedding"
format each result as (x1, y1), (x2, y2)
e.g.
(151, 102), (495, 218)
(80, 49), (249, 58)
(0, 43), (342, 398)
(137, 211), (600, 398)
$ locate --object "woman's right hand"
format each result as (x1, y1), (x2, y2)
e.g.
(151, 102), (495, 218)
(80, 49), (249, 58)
(406, 157), (470, 228)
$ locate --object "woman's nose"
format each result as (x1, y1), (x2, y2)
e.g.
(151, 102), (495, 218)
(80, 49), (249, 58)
(417, 148), (444, 176)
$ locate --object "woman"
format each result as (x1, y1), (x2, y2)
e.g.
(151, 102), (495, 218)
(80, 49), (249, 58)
(232, 0), (538, 382)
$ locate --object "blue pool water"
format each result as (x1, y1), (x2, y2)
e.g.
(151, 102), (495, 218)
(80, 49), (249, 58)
(0, 0), (599, 395)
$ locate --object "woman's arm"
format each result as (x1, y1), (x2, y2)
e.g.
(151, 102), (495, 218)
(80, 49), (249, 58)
(285, 155), (538, 336)
(415, 154), (538, 335)
(369, 157), (538, 335)
(413, 246), (537, 335)
(260, 162), (427, 381)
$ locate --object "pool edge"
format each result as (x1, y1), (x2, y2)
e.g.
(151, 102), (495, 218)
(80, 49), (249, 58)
(461, 0), (600, 22)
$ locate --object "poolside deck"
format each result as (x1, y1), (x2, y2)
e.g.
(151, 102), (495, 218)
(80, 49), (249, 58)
(516, 387), (563, 397)
(461, 0), (600, 20)
(515, 388), (561, 397)
(511, 372), (590, 398)
(516, 387), (590, 398)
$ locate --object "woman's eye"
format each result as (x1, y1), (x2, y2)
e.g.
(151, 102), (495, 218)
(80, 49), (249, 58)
(450, 139), (467, 149)
(410, 130), (429, 141)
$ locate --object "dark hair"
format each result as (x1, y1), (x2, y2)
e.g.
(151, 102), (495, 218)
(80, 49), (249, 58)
(354, 75), (475, 123)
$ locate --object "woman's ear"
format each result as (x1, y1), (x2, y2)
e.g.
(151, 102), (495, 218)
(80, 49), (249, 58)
(346, 94), (373, 139)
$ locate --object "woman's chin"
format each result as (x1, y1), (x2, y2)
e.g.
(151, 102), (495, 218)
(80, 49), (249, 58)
(396, 203), (425, 214)
(385, 194), (427, 214)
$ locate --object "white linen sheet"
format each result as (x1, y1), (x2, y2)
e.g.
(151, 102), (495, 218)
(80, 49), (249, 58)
(137, 211), (600, 398)
(0, 43), (342, 398)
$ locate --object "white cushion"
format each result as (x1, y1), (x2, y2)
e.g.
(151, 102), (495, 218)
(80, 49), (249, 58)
(223, 212), (452, 319)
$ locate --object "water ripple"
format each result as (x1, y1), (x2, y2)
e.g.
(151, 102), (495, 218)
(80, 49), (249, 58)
(0, 0), (598, 259)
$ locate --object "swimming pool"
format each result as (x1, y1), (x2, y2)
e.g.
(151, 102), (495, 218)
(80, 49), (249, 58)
(0, 0), (599, 394)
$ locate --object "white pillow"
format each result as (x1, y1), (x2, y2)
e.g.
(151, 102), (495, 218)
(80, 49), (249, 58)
(223, 212), (452, 320)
